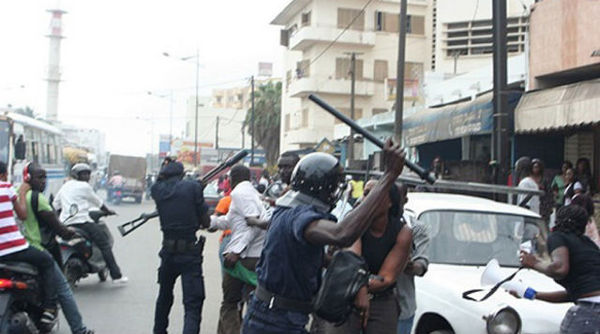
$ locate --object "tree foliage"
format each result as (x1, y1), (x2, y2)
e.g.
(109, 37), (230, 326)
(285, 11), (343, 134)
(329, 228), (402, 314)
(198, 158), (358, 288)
(244, 81), (281, 166)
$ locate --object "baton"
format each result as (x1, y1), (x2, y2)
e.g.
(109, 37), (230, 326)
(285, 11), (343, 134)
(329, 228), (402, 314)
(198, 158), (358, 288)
(117, 149), (249, 237)
(308, 94), (435, 184)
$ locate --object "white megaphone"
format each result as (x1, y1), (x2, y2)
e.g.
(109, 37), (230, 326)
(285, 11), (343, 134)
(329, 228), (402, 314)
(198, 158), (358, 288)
(481, 259), (536, 300)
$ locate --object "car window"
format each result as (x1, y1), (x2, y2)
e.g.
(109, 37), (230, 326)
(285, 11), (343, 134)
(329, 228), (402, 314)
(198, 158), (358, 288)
(204, 182), (219, 197)
(419, 210), (542, 267)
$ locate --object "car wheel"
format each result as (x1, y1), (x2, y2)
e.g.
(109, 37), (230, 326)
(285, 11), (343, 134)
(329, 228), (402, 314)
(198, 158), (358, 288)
(430, 330), (454, 334)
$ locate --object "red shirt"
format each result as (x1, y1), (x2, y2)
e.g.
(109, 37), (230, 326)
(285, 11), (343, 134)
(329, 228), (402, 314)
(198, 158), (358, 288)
(0, 182), (28, 256)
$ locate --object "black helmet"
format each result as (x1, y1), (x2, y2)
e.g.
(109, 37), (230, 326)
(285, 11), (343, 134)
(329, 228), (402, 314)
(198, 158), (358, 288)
(290, 152), (343, 206)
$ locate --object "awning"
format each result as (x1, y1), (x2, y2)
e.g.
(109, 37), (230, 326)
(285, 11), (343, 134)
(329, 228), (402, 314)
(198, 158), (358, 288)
(403, 92), (521, 146)
(515, 78), (600, 133)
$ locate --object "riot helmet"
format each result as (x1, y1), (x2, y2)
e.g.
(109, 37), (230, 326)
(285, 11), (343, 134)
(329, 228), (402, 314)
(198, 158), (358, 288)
(290, 152), (344, 206)
(71, 163), (92, 180)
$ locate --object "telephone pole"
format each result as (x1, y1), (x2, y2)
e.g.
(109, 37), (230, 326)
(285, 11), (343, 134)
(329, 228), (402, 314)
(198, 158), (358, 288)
(215, 116), (220, 149)
(394, 0), (408, 143)
(492, 0), (509, 185)
(344, 52), (362, 164)
(250, 75), (255, 165)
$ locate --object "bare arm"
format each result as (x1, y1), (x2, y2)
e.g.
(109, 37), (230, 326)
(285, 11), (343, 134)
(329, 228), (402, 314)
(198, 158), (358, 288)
(14, 184), (30, 220)
(369, 227), (413, 292)
(521, 247), (569, 281)
(304, 140), (405, 247)
(38, 210), (76, 239)
(536, 290), (569, 303)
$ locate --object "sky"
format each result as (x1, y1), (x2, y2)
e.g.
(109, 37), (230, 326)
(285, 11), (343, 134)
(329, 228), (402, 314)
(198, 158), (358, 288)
(0, 0), (287, 156)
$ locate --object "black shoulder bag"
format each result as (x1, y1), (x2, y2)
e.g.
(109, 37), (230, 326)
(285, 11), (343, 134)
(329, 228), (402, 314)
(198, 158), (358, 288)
(313, 250), (370, 324)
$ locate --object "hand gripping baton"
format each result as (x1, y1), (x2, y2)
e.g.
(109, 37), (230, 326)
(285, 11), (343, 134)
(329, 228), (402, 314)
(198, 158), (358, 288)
(308, 94), (435, 184)
(117, 149), (250, 237)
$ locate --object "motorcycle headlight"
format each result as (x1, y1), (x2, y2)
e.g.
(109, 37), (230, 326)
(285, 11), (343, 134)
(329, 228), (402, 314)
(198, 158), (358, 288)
(486, 306), (521, 334)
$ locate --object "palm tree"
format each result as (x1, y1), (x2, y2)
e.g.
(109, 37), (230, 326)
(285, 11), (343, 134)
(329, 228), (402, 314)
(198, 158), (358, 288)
(244, 81), (281, 166)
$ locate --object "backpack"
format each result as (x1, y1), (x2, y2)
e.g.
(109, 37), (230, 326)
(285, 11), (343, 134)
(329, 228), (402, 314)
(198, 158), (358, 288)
(313, 250), (370, 324)
(31, 190), (57, 248)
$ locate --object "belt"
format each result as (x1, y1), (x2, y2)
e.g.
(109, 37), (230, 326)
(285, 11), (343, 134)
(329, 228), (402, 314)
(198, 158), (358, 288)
(254, 285), (313, 314)
(162, 238), (204, 253)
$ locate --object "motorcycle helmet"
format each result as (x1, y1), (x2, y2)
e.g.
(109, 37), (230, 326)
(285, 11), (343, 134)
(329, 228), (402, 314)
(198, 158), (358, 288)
(71, 163), (92, 179)
(290, 152), (344, 206)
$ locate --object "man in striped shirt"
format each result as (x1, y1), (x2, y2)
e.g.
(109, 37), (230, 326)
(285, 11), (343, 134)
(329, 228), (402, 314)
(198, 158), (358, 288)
(0, 161), (58, 330)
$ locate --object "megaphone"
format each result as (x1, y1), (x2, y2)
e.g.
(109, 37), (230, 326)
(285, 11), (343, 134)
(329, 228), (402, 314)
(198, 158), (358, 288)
(481, 259), (536, 300)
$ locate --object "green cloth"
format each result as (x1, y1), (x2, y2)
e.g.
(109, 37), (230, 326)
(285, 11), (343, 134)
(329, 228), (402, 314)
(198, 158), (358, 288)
(223, 262), (257, 287)
(551, 175), (566, 205)
(20, 189), (53, 251)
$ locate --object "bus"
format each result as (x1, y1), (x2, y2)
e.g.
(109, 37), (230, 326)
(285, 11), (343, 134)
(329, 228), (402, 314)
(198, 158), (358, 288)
(0, 112), (66, 197)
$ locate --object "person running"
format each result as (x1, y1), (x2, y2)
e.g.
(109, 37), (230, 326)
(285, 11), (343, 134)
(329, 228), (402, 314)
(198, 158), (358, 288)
(517, 205), (600, 333)
(0, 161), (58, 331)
(325, 182), (412, 334)
(19, 163), (95, 334)
(242, 139), (405, 333)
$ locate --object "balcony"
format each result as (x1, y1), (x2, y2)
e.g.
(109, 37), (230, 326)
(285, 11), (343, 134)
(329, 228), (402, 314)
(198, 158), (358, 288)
(289, 26), (376, 51)
(288, 76), (375, 98)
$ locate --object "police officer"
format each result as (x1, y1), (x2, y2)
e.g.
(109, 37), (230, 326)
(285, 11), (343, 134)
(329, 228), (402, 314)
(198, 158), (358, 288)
(242, 139), (405, 333)
(151, 160), (210, 334)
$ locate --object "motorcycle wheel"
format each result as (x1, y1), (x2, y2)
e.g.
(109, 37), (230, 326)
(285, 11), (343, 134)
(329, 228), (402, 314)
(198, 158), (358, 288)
(98, 268), (108, 282)
(64, 257), (84, 287)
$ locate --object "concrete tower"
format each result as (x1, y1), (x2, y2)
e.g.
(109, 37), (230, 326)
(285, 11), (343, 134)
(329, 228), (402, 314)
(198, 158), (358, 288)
(45, 8), (66, 121)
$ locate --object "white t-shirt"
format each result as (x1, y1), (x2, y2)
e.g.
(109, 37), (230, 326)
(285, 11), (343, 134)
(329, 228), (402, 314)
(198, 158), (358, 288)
(53, 180), (104, 225)
(517, 177), (540, 214)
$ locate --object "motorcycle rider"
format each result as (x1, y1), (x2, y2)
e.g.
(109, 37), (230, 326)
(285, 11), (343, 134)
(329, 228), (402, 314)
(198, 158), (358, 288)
(108, 170), (124, 202)
(19, 162), (95, 334)
(53, 163), (128, 284)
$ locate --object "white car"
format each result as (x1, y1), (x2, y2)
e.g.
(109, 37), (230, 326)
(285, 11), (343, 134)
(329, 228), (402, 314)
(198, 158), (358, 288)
(405, 193), (570, 334)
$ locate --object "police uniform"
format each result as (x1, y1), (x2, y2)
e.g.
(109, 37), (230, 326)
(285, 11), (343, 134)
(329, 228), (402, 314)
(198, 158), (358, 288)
(151, 162), (208, 334)
(242, 153), (342, 334)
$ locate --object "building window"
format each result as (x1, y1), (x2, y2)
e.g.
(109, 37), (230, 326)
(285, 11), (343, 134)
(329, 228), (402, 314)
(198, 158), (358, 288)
(301, 11), (311, 27)
(374, 11), (399, 33)
(374, 60), (388, 82)
(301, 109), (309, 128)
(444, 17), (527, 57)
(335, 58), (364, 80)
(338, 8), (365, 31)
(285, 114), (290, 131)
(407, 15), (425, 35)
(296, 60), (310, 78)
(372, 108), (388, 115)
(335, 108), (363, 124)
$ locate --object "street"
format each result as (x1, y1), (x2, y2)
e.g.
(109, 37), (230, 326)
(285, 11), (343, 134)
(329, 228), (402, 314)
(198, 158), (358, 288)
(56, 199), (222, 334)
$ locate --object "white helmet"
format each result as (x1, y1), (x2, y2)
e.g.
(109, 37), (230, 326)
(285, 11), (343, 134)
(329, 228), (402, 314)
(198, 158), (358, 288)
(71, 163), (92, 179)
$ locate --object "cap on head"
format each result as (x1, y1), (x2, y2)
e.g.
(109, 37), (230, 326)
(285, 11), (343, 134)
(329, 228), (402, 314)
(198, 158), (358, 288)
(290, 152), (343, 206)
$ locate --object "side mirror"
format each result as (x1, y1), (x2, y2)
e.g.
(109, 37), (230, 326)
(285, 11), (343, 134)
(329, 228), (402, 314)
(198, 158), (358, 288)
(69, 204), (79, 216)
(14, 140), (25, 160)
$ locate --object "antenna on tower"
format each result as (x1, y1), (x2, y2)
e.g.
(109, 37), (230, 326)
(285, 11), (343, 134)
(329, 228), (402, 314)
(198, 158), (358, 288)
(45, 7), (67, 122)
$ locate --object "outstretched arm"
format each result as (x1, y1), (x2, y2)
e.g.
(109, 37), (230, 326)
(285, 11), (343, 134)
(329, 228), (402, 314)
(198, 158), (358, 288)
(369, 226), (412, 292)
(304, 139), (405, 247)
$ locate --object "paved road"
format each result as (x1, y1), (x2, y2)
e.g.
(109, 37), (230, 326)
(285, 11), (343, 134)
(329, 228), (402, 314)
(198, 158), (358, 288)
(56, 200), (223, 334)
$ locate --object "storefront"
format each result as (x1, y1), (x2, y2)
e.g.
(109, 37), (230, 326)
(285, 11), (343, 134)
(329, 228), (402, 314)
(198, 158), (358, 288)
(514, 78), (600, 193)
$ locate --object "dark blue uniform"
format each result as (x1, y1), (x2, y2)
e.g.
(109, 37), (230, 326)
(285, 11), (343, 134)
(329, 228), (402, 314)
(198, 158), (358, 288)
(151, 165), (208, 334)
(242, 205), (335, 334)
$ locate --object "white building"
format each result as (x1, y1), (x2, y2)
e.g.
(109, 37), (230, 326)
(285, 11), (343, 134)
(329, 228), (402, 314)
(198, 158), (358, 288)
(272, 0), (432, 152)
(184, 96), (251, 150)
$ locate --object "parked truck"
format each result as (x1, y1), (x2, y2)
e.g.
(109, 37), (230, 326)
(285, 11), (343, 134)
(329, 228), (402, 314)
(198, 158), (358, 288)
(108, 154), (147, 204)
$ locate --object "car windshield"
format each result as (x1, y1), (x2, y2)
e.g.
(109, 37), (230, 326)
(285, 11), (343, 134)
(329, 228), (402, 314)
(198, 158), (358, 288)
(419, 210), (542, 267)
(204, 182), (219, 197)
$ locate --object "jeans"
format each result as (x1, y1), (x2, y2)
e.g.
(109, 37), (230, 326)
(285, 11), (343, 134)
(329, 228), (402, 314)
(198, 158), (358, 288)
(325, 293), (399, 334)
(1, 246), (57, 309)
(397, 315), (415, 334)
(218, 257), (258, 334)
(560, 303), (600, 334)
(218, 234), (231, 277)
(154, 249), (205, 334)
(52, 262), (89, 334)
(243, 295), (310, 334)
(72, 222), (122, 279)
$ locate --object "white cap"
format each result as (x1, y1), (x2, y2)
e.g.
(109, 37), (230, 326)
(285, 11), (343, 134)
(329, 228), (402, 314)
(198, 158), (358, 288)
(574, 182), (583, 191)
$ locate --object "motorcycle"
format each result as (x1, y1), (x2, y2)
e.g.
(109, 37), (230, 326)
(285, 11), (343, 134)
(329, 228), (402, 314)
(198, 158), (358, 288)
(108, 186), (123, 206)
(60, 208), (114, 287)
(0, 262), (54, 334)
